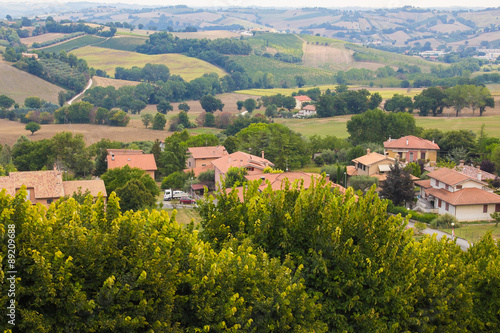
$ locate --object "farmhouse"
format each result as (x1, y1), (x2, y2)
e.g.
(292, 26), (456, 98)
(293, 95), (312, 110)
(384, 135), (440, 166)
(415, 167), (500, 221)
(107, 149), (157, 179)
(352, 149), (396, 177)
(211, 151), (274, 188)
(293, 104), (317, 118)
(0, 169), (106, 207)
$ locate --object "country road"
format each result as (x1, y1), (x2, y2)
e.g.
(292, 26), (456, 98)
(67, 78), (93, 105)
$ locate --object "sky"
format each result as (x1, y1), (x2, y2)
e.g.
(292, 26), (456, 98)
(1, 0), (500, 8)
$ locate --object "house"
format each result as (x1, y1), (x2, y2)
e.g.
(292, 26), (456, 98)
(352, 149), (396, 177)
(211, 151), (274, 188)
(228, 172), (346, 201)
(293, 104), (316, 118)
(107, 149), (157, 179)
(415, 167), (500, 221)
(425, 163), (497, 182)
(0, 170), (107, 207)
(186, 146), (228, 169)
(293, 95), (312, 110)
(384, 135), (440, 166)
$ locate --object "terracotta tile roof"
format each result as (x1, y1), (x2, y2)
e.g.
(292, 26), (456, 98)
(0, 170), (64, 198)
(415, 179), (432, 188)
(188, 146), (228, 159)
(63, 180), (107, 198)
(301, 104), (316, 111)
(107, 154), (157, 171)
(352, 152), (395, 166)
(346, 165), (358, 176)
(211, 151), (274, 174)
(425, 165), (497, 182)
(183, 164), (214, 177)
(384, 135), (440, 150)
(0, 171), (107, 200)
(425, 187), (500, 206)
(107, 149), (144, 155)
(427, 167), (486, 186)
(294, 95), (312, 102)
(372, 173), (419, 182)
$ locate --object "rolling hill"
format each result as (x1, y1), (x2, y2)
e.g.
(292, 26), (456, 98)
(70, 46), (227, 81)
(0, 59), (65, 105)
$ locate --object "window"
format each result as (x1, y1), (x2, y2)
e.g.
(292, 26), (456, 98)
(410, 152), (414, 162)
(483, 205), (488, 213)
(445, 184), (449, 190)
(496, 204), (500, 212)
(435, 179), (440, 187)
(247, 167), (254, 171)
(363, 165), (366, 171)
(456, 185), (462, 190)
(445, 202), (449, 211)
(47, 199), (53, 205)
(188, 161), (191, 167)
(438, 199), (442, 208)
(420, 152), (426, 160)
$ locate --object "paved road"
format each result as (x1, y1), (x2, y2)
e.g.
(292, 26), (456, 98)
(407, 220), (471, 251)
(67, 78), (93, 105)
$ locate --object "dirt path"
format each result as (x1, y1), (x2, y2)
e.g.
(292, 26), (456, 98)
(67, 78), (93, 105)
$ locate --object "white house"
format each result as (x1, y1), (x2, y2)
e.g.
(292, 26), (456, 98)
(415, 167), (500, 221)
(293, 104), (316, 118)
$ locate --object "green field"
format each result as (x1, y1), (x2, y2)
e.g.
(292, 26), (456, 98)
(41, 35), (106, 53)
(70, 46), (227, 81)
(236, 86), (423, 98)
(276, 114), (500, 139)
(95, 36), (148, 52)
(442, 224), (500, 243)
(230, 55), (336, 86)
(248, 33), (304, 57)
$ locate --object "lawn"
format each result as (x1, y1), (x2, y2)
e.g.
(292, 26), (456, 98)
(70, 46), (227, 81)
(163, 207), (201, 226)
(442, 224), (500, 243)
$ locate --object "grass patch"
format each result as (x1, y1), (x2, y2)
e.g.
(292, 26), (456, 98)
(442, 224), (500, 243)
(275, 116), (350, 138)
(415, 115), (500, 138)
(94, 36), (148, 52)
(41, 35), (106, 53)
(187, 127), (222, 136)
(70, 46), (226, 81)
(164, 208), (201, 226)
(229, 55), (336, 86)
(248, 33), (304, 57)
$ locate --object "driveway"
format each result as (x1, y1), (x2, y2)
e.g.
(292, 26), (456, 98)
(407, 220), (471, 251)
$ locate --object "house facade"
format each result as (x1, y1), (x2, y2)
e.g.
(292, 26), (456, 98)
(0, 170), (107, 207)
(415, 167), (500, 221)
(293, 95), (312, 110)
(107, 149), (157, 179)
(211, 151), (274, 188)
(384, 135), (439, 166)
(186, 146), (228, 169)
(352, 149), (396, 177)
(293, 104), (316, 118)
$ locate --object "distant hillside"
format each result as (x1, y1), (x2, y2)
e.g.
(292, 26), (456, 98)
(70, 46), (227, 81)
(0, 59), (65, 105)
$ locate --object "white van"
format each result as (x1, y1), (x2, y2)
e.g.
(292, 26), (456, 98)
(164, 189), (189, 201)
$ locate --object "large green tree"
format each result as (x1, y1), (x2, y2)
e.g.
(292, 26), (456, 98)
(200, 94), (224, 113)
(100, 165), (159, 203)
(379, 162), (414, 206)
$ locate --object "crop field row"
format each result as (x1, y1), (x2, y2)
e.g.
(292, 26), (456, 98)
(94, 36), (148, 52)
(41, 35), (106, 53)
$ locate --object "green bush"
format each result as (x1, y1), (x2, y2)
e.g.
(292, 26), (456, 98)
(387, 203), (436, 223)
(430, 213), (460, 229)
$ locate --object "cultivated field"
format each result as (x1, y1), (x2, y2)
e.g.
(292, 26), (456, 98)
(116, 28), (240, 40)
(0, 59), (64, 105)
(70, 46), (227, 81)
(95, 35), (148, 52)
(40, 35), (106, 53)
(21, 33), (68, 47)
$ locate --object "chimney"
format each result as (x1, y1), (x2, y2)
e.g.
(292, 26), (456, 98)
(406, 139), (409, 146)
(111, 154), (115, 161)
(367, 148), (370, 154)
(477, 166), (482, 181)
(260, 176), (265, 183)
(261, 150), (265, 159)
(459, 160), (464, 167)
(432, 139), (435, 143)
(388, 136), (391, 142)
(325, 174), (330, 181)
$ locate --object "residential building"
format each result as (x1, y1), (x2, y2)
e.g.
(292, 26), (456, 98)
(293, 95), (312, 110)
(293, 104), (316, 118)
(352, 149), (396, 177)
(384, 135), (440, 166)
(0, 170), (107, 207)
(425, 163), (497, 182)
(211, 151), (274, 188)
(107, 149), (157, 179)
(415, 167), (500, 221)
(186, 146), (228, 169)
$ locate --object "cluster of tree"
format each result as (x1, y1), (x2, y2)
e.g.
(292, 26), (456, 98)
(388, 84), (494, 117)
(0, 189), (326, 331)
(316, 87), (382, 117)
(197, 177), (500, 332)
(114, 63), (170, 82)
(52, 101), (130, 127)
(44, 16), (116, 37)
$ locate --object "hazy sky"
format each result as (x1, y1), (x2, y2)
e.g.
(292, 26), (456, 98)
(2, 0), (500, 8)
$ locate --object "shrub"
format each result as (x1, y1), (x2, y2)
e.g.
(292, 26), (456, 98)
(430, 213), (459, 228)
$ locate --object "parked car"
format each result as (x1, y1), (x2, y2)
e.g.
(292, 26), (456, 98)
(164, 189), (189, 201)
(179, 197), (196, 205)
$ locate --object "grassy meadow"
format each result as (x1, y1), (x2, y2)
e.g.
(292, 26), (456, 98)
(70, 46), (227, 81)
(442, 224), (500, 243)
(248, 33), (304, 57)
(94, 36), (148, 52)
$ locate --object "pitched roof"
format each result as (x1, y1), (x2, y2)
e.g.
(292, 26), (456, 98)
(301, 104), (316, 111)
(352, 152), (395, 166)
(425, 165), (497, 182)
(384, 135), (440, 150)
(188, 146), (228, 159)
(294, 95), (312, 102)
(107, 154), (157, 171)
(427, 167), (486, 186)
(211, 151), (274, 174)
(63, 180), (107, 198)
(107, 149), (144, 155)
(0, 171), (107, 200)
(0, 170), (64, 198)
(183, 164), (214, 177)
(415, 179), (432, 189)
(425, 187), (500, 206)
(346, 165), (358, 176)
